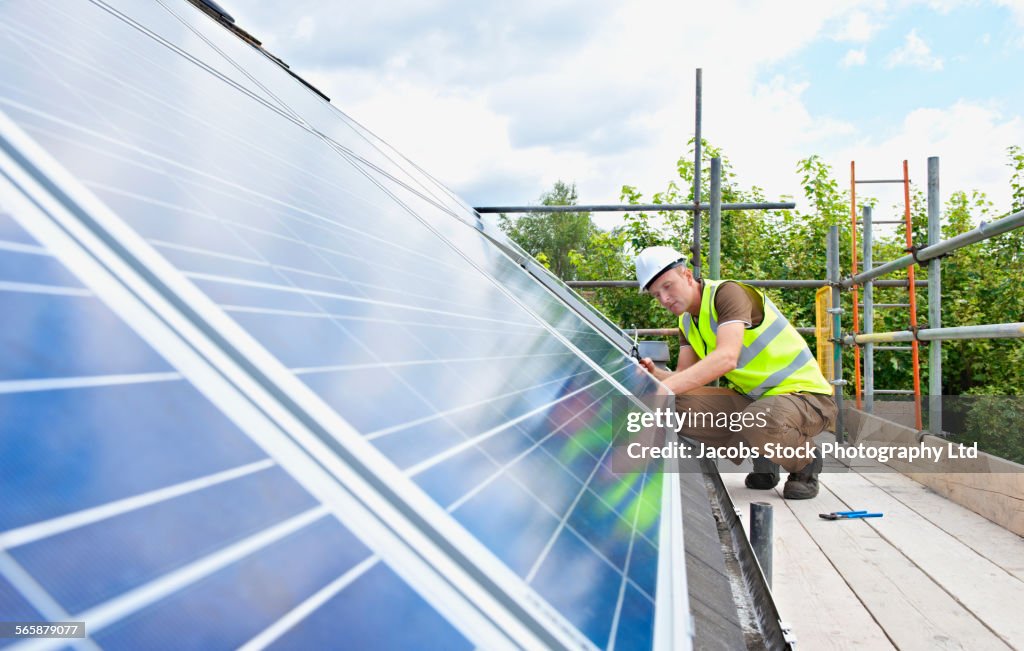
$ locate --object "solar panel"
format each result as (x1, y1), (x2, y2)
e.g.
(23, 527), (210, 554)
(0, 211), (486, 650)
(0, 1), (690, 649)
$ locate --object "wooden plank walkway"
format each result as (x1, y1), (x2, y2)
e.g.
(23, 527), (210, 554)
(722, 463), (1024, 650)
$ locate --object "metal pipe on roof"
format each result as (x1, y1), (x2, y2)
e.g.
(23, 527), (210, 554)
(843, 206), (1024, 288)
(750, 502), (773, 588)
(473, 201), (796, 214)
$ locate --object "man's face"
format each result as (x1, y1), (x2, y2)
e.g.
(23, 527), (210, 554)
(648, 267), (693, 316)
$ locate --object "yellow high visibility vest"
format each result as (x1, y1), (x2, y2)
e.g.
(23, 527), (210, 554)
(679, 280), (833, 397)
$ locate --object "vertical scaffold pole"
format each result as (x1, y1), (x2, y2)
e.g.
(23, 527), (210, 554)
(850, 162), (862, 409)
(927, 157), (943, 434)
(692, 68), (703, 279)
(863, 206), (874, 413)
(710, 157), (722, 280)
(828, 226), (845, 443)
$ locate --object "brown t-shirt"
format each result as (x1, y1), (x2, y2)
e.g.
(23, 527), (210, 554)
(681, 281), (764, 348)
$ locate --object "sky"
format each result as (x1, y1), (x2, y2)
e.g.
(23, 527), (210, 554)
(225, 0), (1024, 230)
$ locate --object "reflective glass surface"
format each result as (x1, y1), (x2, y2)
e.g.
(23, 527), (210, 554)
(0, 1), (668, 647)
(0, 213), (467, 649)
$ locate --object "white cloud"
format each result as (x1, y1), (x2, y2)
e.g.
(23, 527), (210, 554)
(994, 0), (1024, 24)
(841, 48), (868, 66)
(292, 15), (315, 42)
(825, 101), (1024, 216)
(227, 1), (1022, 229)
(834, 11), (882, 42)
(886, 29), (944, 70)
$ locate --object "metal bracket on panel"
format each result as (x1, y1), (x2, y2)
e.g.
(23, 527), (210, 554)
(779, 620), (797, 647)
(830, 379), (848, 386)
(826, 307), (844, 314)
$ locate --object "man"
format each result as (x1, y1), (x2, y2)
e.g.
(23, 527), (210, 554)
(635, 246), (837, 499)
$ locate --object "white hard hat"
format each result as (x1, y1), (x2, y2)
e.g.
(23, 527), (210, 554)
(635, 246), (688, 291)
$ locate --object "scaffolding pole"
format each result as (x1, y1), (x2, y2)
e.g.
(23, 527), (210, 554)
(474, 201), (795, 214)
(928, 157), (943, 434)
(710, 157), (722, 280)
(693, 68), (703, 278)
(850, 162), (862, 409)
(846, 322), (1024, 344)
(863, 206), (874, 413)
(843, 207), (1024, 288)
(828, 226), (845, 443)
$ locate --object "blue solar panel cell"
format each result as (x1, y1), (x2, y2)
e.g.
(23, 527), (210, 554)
(0, 576), (41, 629)
(504, 445), (585, 519)
(0, 213), (35, 244)
(540, 428), (605, 485)
(10, 466), (317, 614)
(450, 475), (561, 577)
(0, 291), (176, 381)
(189, 276), (324, 313)
(267, 562), (473, 651)
(410, 446), (502, 508)
(529, 526), (625, 649)
(614, 583), (657, 650)
(227, 311), (380, 369)
(566, 489), (635, 572)
(0, 382), (267, 531)
(0, 249), (84, 288)
(368, 421), (471, 471)
(628, 534), (660, 599)
(298, 368), (439, 433)
(90, 514), (378, 651)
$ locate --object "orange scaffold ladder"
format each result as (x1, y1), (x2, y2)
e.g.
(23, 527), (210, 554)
(850, 161), (924, 429)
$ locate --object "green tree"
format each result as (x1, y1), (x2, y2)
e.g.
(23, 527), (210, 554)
(1009, 145), (1024, 213)
(498, 181), (595, 280)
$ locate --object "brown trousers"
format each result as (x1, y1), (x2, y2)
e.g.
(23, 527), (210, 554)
(674, 386), (838, 472)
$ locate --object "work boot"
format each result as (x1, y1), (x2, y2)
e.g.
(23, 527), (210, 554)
(783, 449), (824, 500)
(744, 456), (780, 489)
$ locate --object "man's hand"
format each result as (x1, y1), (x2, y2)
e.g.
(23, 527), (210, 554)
(661, 322), (745, 395)
(638, 357), (671, 381)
